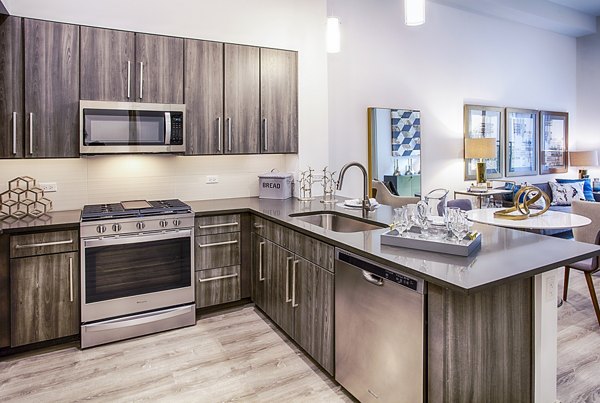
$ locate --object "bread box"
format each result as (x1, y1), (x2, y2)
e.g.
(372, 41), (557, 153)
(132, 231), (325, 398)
(258, 171), (294, 199)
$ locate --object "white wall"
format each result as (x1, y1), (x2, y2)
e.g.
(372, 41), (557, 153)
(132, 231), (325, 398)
(0, 0), (329, 210)
(328, 0), (577, 198)
(576, 17), (600, 180)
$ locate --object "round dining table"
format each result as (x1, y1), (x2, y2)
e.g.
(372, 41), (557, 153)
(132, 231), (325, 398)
(466, 208), (591, 230)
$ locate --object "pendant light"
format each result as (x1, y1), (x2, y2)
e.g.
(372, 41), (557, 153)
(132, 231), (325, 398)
(327, 17), (341, 53)
(405, 0), (425, 26)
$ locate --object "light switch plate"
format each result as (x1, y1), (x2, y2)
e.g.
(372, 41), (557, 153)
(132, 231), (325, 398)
(39, 182), (58, 192)
(206, 175), (219, 184)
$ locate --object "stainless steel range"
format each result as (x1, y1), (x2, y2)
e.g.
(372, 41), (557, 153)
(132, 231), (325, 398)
(80, 199), (196, 348)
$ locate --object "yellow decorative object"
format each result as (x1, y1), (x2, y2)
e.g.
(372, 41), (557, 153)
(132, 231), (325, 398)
(493, 186), (551, 220)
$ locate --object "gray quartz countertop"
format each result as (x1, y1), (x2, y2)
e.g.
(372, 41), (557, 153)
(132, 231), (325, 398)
(188, 197), (600, 293)
(2, 197), (598, 293)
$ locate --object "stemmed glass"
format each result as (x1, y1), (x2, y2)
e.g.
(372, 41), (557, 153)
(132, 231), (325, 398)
(416, 201), (429, 238)
(392, 207), (410, 236)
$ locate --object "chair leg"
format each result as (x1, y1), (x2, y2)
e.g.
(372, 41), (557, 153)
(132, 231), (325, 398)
(584, 272), (600, 326)
(563, 267), (571, 301)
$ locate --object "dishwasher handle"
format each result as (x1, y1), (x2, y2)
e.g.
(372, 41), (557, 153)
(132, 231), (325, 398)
(362, 271), (384, 286)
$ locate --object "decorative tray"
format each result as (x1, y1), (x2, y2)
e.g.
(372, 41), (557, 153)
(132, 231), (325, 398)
(380, 228), (482, 257)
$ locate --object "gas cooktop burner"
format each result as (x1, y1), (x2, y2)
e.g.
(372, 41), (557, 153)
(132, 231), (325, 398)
(81, 199), (191, 222)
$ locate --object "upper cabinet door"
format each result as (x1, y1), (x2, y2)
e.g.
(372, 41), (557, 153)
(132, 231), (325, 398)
(80, 26), (135, 102)
(224, 44), (260, 154)
(135, 33), (184, 104)
(260, 48), (298, 154)
(24, 19), (79, 158)
(0, 16), (24, 159)
(184, 39), (224, 155)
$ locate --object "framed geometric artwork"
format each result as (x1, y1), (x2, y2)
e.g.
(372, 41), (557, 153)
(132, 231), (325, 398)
(505, 108), (538, 177)
(464, 105), (504, 180)
(391, 109), (420, 157)
(539, 111), (568, 175)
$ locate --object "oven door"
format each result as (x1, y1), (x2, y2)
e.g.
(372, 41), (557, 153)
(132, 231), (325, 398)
(81, 229), (194, 323)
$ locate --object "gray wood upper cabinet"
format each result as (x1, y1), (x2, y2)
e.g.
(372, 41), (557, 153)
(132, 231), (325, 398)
(260, 48), (298, 154)
(185, 39), (224, 155)
(224, 44), (260, 154)
(24, 19), (79, 158)
(0, 16), (24, 159)
(10, 251), (80, 347)
(135, 33), (184, 104)
(80, 26), (135, 102)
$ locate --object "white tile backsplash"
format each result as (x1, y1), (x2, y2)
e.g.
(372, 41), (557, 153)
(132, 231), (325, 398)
(0, 154), (287, 211)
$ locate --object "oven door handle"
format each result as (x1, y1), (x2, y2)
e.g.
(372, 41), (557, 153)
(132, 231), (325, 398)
(83, 229), (192, 248)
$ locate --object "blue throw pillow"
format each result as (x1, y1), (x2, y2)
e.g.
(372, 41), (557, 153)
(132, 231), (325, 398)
(503, 183), (523, 203)
(556, 178), (594, 201)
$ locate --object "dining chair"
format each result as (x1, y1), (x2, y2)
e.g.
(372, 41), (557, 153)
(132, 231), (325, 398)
(371, 180), (420, 208)
(437, 198), (473, 215)
(563, 200), (600, 326)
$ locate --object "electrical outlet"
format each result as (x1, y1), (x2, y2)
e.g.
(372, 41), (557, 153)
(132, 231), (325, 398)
(206, 175), (219, 184)
(39, 182), (58, 192)
(546, 276), (556, 302)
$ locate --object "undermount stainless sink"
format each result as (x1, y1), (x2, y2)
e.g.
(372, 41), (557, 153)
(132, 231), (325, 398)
(289, 211), (386, 233)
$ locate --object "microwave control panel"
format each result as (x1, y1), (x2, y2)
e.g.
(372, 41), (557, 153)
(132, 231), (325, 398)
(170, 113), (184, 145)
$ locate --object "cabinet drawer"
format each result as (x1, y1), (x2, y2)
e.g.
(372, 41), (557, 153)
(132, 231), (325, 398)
(292, 231), (334, 272)
(196, 266), (240, 308)
(10, 230), (79, 258)
(252, 216), (293, 249)
(195, 233), (240, 270)
(195, 214), (241, 235)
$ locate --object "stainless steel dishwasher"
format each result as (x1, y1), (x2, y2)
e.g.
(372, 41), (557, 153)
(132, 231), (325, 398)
(335, 248), (426, 403)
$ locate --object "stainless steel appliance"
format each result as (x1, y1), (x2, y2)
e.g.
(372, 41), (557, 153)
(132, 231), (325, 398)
(80, 199), (195, 348)
(80, 101), (185, 154)
(335, 249), (426, 403)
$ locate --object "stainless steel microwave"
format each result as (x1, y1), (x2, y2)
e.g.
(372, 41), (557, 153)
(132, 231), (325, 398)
(80, 101), (186, 154)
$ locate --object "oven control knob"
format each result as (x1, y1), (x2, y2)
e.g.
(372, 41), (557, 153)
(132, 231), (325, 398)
(96, 225), (107, 234)
(112, 223), (122, 232)
(159, 220), (168, 228)
(173, 219), (181, 227)
(136, 222), (145, 230)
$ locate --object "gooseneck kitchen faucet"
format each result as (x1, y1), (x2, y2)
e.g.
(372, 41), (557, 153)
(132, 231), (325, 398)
(336, 161), (376, 213)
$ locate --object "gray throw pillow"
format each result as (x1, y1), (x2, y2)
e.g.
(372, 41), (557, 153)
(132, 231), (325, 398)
(549, 181), (585, 206)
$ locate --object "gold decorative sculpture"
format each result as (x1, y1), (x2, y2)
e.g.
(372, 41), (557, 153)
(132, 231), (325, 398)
(0, 176), (53, 220)
(493, 185), (550, 220)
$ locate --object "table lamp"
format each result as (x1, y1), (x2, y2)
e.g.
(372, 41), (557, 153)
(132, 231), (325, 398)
(465, 137), (497, 184)
(569, 150), (599, 179)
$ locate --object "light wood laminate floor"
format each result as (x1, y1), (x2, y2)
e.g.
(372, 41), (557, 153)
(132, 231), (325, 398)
(558, 270), (600, 403)
(0, 306), (352, 402)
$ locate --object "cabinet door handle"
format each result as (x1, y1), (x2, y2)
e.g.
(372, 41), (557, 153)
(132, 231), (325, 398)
(291, 259), (299, 308)
(28, 112), (33, 155)
(15, 239), (74, 249)
(253, 223), (263, 229)
(68, 256), (74, 303)
(198, 222), (238, 229)
(198, 272), (238, 283)
(139, 61), (144, 99)
(12, 112), (17, 155)
(258, 241), (265, 282)
(197, 239), (238, 248)
(263, 118), (268, 152)
(217, 117), (222, 152)
(127, 60), (131, 99)
(226, 117), (232, 152)
(285, 256), (293, 303)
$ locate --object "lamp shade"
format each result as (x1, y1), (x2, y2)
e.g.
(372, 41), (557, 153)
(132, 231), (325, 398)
(464, 138), (497, 159)
(569, 150), (598, 167)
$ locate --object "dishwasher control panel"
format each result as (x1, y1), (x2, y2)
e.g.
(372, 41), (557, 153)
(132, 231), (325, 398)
(337, 250), (423, 293)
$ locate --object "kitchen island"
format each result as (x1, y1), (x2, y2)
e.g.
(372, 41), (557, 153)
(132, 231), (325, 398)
(1, 197), (597, 402)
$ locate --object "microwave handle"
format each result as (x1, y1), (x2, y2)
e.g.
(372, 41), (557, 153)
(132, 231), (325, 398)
(165, 112), (172, 145)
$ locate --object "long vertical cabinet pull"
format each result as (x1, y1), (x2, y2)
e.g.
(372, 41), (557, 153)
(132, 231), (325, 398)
(285, 256), (293, 303)
(127, 61), (131, 99)
(12, 112), (17, 155)
(227, 117), (232, 152)
(68, 256), (74, 303)
(291, 259), (299, 308)
(139, 62), (144, 99)
(258, 241), (265, 281)
(28, 113), (33, 155)
(263, 118), (268, 151)
(217, 117), (222, 152)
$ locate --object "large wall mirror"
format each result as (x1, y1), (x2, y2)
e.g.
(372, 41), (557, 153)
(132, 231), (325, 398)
(367, 107), (421, 197)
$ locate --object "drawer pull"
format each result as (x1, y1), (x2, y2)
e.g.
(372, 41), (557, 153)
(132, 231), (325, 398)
(198, 222), (238, 229)
(198, 273), (238, 283)
(15, 239), (74, 249)
(198, 239), (238, 248)
(253, 223), (264, 229)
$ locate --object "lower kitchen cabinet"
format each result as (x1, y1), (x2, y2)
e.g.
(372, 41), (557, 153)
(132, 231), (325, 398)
(10, 251), (80, 347)
(196, 266), (241, 308)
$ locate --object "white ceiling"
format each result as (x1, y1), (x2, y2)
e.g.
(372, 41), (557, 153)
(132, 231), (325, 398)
(433, 0), (600, 37)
